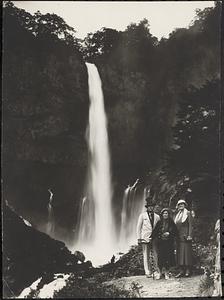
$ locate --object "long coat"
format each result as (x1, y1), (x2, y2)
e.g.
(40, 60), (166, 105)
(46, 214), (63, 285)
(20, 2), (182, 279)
(137, 212), (160, 243)
(151, 218), (178, 269)
(175, 210), (193, 266)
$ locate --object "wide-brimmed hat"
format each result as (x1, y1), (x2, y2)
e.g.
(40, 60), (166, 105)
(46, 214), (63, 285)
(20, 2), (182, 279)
(176, 199), (187, 208)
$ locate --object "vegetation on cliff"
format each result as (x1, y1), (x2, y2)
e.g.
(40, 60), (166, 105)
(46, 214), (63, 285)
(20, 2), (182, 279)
(2, 1), (221, 296)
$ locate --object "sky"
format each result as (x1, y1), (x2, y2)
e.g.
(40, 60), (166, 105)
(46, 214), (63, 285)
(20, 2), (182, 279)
(13, 1), (215, 40)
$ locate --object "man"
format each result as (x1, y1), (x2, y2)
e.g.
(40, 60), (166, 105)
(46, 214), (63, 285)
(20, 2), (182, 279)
(137, 192), (160, 279)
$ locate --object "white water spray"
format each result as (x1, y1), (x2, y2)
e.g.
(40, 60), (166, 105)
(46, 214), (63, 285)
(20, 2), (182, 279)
(75, 63), (115, 265)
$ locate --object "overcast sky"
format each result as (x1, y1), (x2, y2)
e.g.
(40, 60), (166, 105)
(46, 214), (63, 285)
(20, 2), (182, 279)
(14, 1), (214, 40)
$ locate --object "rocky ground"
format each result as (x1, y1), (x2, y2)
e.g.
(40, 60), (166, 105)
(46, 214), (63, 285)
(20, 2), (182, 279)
(105, 275), (202, 298)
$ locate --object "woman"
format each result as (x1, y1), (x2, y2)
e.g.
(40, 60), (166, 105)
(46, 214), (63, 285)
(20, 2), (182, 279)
(151, 208), (178, 279)
(174, 199), (193, 277)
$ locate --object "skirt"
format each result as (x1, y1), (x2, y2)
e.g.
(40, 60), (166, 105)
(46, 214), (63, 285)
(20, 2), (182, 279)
(177, 241), (192, 266)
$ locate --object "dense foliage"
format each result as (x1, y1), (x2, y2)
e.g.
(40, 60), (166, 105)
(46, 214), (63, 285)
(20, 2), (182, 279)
(3, 1), (89, 236)
(82, 3), (221, 215)
(54, 274), (141, 298)
(2, 0), (221, 276)
(2, 2), (221, 297)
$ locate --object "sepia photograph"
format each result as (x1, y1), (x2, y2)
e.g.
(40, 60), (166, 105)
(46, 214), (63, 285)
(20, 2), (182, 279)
(2, 0), (222, 298)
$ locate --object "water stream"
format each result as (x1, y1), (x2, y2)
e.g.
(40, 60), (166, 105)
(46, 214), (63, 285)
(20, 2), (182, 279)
(75, 63), (116, 265)
(73, 63), (148, 265)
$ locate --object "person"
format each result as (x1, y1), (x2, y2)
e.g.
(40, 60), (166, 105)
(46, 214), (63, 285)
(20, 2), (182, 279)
(174, 199), (193, 277)
(136, 193), (160, 279)
(151, 208), (179, 279)
(110, 255), (115, 264)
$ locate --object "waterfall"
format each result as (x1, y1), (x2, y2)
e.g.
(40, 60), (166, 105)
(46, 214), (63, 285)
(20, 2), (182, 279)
(46, 189), (55, 236)
(119, 186), (131, 245)
(73, 63), (151, 265)
(118, 180), (145, 252)
(75, 63), (115, 266)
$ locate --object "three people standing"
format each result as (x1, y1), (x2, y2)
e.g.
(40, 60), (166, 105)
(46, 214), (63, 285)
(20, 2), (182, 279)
(137, 196), (193, 279)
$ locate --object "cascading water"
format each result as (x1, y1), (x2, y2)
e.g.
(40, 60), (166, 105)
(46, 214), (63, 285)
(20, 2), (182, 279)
(73, 63), (153, 265)
(75, 63), (116, 266)
(46, 189), (55, 236)
(118, 180), (146, 252)
(119, 186), (130, 245)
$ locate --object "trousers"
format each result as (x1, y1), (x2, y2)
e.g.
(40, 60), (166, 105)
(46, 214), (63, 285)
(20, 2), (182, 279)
(142, 241), (159, 275)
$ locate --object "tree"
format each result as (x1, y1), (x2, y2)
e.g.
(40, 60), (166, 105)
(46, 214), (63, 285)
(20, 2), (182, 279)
(165, 80), (220, 213)
(170, 80), (220, 177)
(3, 1), (80, 49)
(83, 27), (122, 60)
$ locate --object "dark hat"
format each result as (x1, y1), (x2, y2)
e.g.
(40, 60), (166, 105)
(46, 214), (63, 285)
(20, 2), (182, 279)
(160, 208), (171, 215)
(145, 197), (156, 207)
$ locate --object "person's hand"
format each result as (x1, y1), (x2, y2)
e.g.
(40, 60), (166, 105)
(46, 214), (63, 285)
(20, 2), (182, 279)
(163, 232), (170, 237)
(162, 232), (169, 239)
(138, 239), (142, 245)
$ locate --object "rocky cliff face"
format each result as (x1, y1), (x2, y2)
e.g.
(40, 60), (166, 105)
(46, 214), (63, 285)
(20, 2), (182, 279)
(2, 12), (89, 237)
(2, 202), (92, 297)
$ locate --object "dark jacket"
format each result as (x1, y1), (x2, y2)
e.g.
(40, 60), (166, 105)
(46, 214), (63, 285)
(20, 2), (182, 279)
(151, 218), (179, 269)
(151, 218), (179, 242)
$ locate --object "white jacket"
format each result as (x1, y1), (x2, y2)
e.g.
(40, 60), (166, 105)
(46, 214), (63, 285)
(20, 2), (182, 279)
(136, 211), (160, 243)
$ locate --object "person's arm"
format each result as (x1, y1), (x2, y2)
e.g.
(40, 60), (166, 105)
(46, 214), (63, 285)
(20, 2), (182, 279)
(136, 214), (143, 242)
(171, 220), (179, 241)
(187, 211), (193, 239)
(151, 221), (160, 240)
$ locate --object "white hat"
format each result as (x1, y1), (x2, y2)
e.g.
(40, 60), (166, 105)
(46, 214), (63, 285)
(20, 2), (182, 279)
(176, 199), (187, 208)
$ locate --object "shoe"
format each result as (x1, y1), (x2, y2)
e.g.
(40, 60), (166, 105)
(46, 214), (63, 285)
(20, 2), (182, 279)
(154, 272), (161, 280)
(185, 268), (191, 277)
(164, 272), (169, 280)
(146, 273), (152, 278)
(175, 272), (184, 278)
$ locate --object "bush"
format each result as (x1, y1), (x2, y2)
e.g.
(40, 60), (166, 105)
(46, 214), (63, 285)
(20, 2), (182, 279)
(198, 272), (214, 297)
(192, 242), (216, 271)
(54, 275), (141, 298)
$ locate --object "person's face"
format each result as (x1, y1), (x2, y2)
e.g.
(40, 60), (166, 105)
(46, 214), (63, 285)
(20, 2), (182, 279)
(147, 205), (154, 213)
(162, 211), (169, 219)
(178, 203), (185, 211)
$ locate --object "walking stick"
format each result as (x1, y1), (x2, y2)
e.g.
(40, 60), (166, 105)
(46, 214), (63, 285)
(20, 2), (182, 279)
(149, 241), (155, 280)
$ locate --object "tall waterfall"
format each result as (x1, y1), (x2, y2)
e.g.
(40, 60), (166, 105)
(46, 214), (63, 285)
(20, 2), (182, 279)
(75, 63), (115, 266)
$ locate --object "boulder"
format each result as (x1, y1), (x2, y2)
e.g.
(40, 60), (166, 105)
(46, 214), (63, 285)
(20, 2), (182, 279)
(74, 251), (85, 263)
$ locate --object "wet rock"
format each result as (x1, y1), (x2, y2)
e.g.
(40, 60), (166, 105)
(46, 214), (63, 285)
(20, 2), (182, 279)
(2, 202), (83, 296)
(84, 260), (93, 268)
(74, 251), (85, 263)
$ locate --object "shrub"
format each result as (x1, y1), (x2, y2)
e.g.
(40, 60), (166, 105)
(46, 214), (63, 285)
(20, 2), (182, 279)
(54, 275), (141, 298)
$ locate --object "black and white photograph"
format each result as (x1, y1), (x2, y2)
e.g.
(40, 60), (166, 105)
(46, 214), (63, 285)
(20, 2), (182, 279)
(2, 1), (222, 298)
